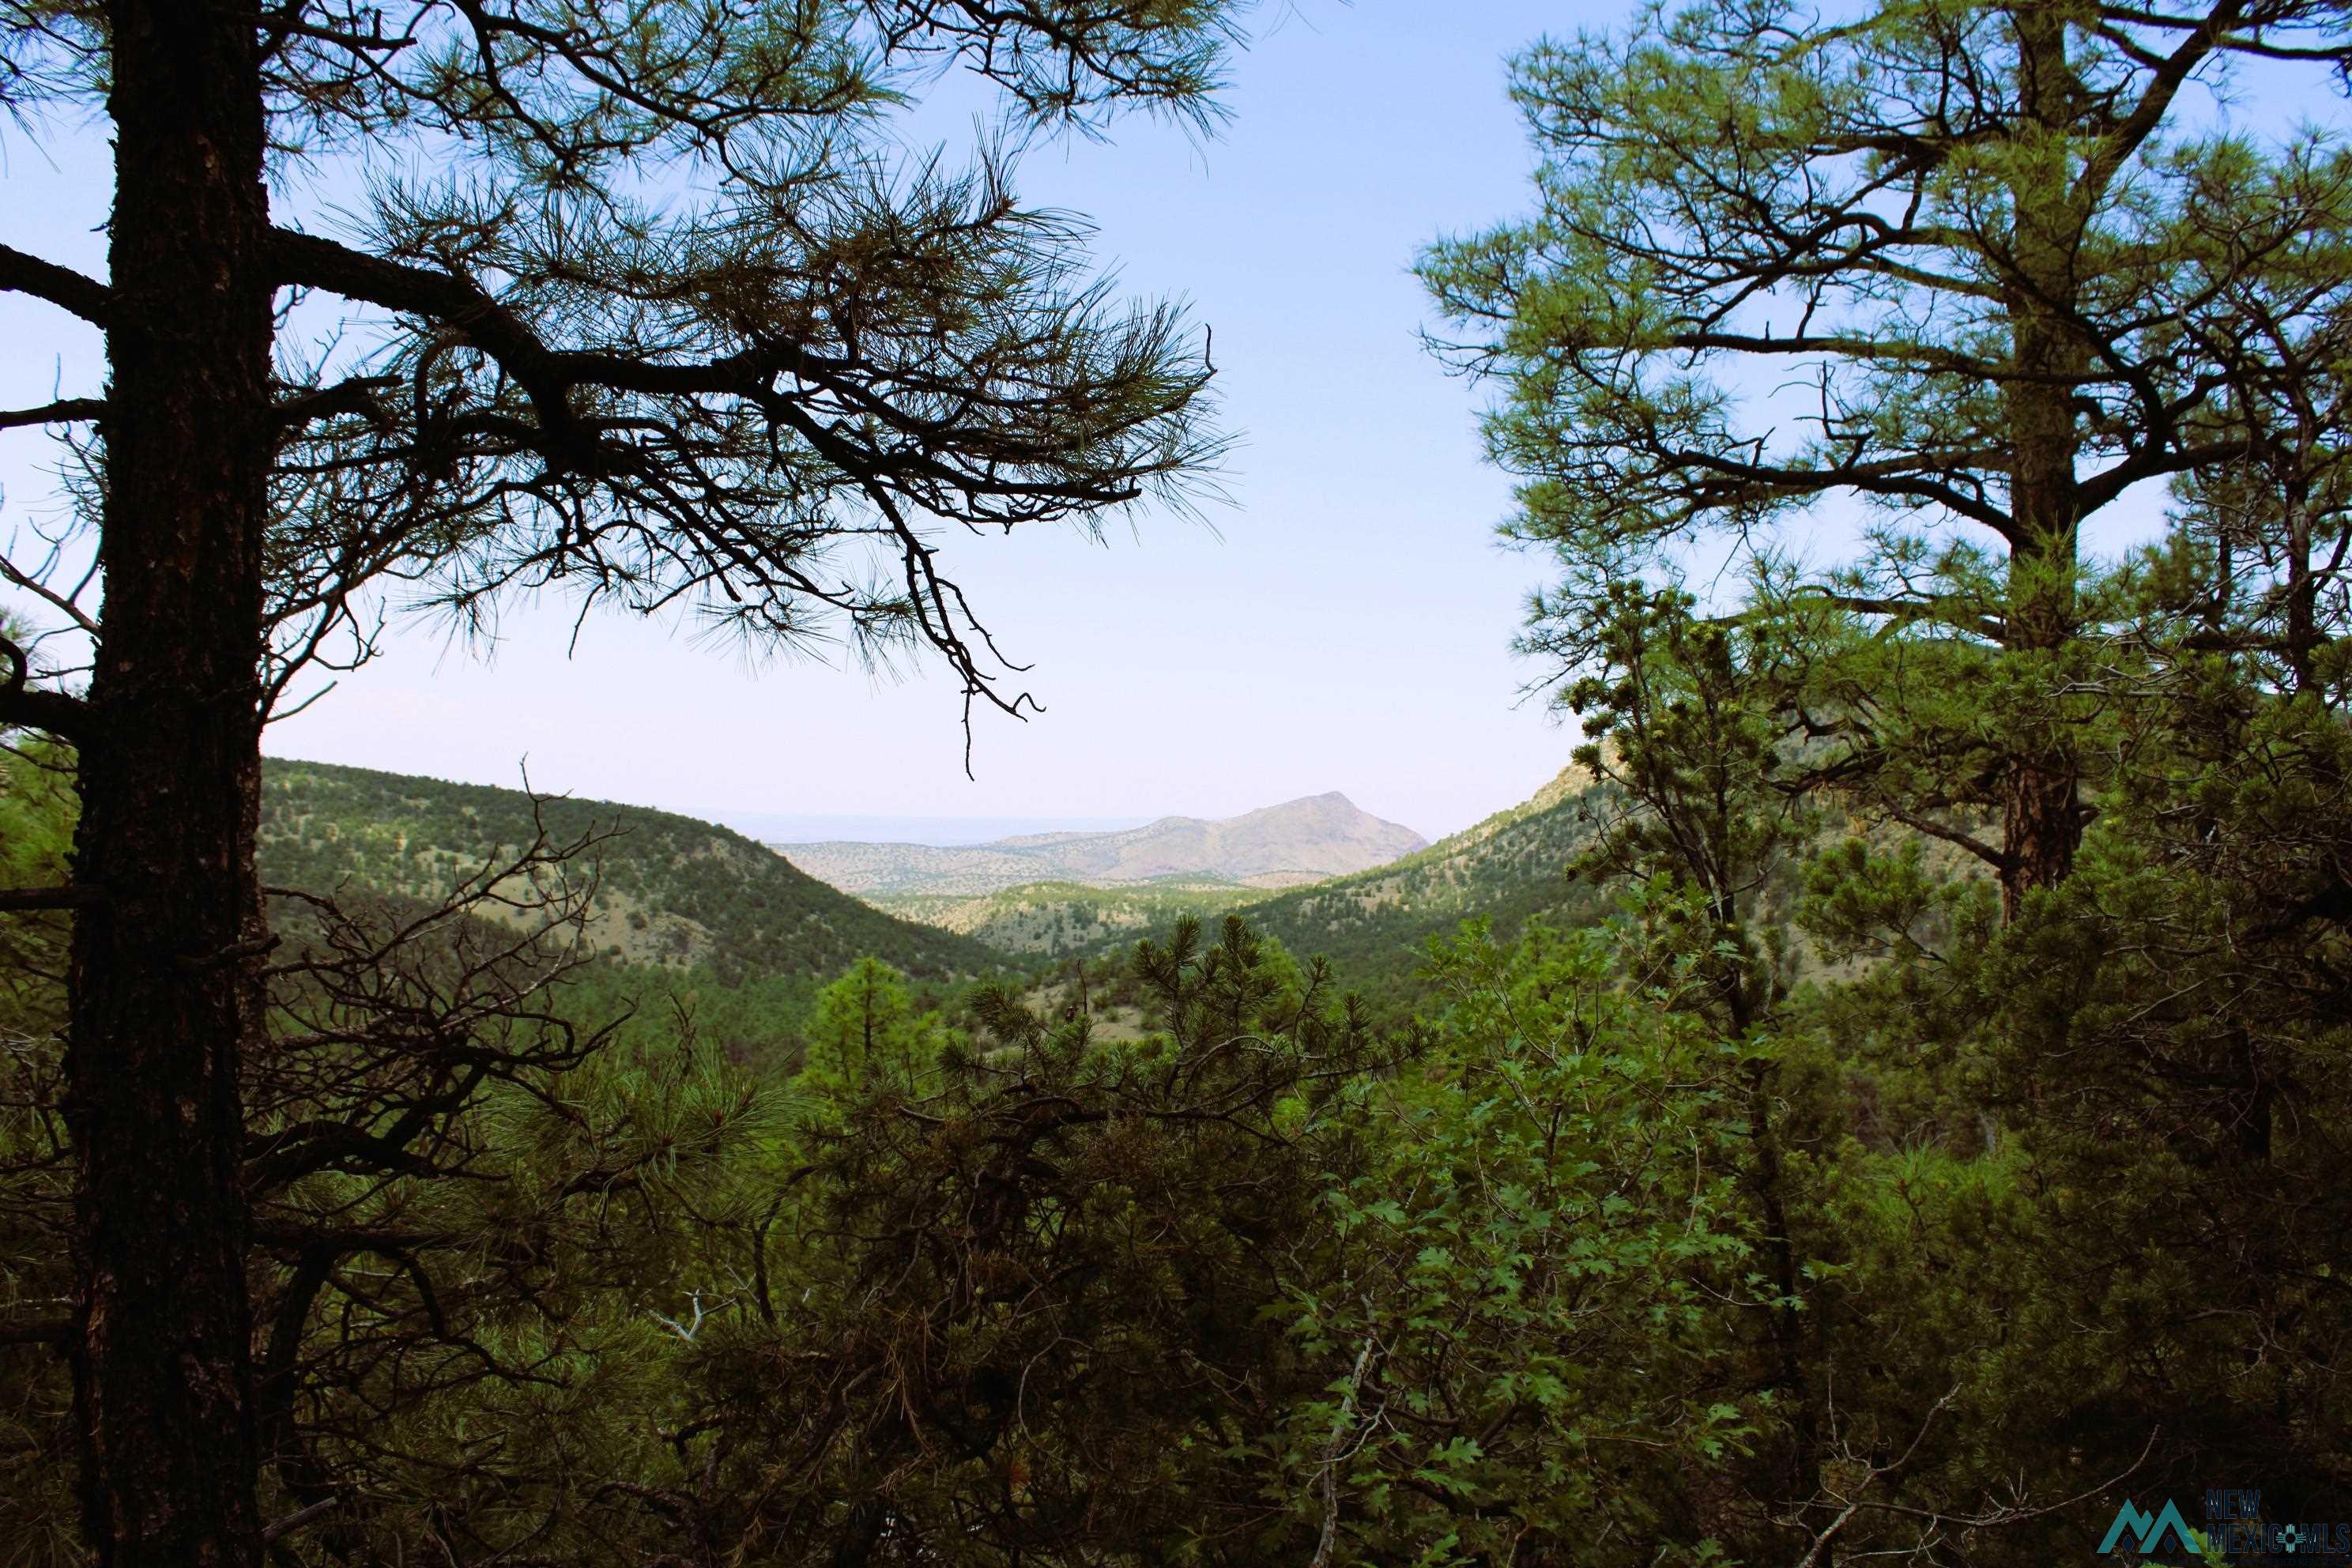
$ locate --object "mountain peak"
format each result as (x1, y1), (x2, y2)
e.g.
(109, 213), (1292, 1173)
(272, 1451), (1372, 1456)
(1242, 790), (1378, 822)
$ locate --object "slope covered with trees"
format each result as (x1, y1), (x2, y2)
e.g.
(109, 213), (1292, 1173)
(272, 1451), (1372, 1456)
(259, 760), (1001, 985)
(873, 877), (1262, 956)
(1226, 765), (1607, 997)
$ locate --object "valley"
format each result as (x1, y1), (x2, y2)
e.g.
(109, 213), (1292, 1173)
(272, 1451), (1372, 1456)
(254, 759), (1614, 1016)
(822, 768), (1614, 1008)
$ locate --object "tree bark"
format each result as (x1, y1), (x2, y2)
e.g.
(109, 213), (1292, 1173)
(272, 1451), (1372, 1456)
(1995, 732), (2079, 920)
(66, 2), (273, 1562)
(1997, 2), (2091, 920)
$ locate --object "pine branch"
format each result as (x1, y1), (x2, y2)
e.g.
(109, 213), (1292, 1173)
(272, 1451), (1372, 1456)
(0, 243), (111, 326)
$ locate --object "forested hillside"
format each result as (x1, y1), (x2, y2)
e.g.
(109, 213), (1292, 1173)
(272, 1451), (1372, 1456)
(873, 878), (1261, 955)
(258, 760), (1001, 985)
(1203, 766), (1607, 996)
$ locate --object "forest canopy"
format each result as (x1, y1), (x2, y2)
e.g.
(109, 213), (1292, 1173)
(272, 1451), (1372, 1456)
(2, 1), (2350, 1566)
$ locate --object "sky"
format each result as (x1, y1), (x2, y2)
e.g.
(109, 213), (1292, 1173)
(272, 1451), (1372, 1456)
(3, 5), (2335, 847)
(2, 2), (1619, 846)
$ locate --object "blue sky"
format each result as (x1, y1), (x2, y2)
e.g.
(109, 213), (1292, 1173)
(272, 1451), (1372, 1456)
(5, 3), (2332, 846)
(6, 1), (1613, 843)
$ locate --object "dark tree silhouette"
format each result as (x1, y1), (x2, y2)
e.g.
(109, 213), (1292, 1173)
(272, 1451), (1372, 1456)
(0, 4), (1235, 1561)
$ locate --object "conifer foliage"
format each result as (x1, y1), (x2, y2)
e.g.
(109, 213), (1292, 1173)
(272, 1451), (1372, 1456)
(0, 3), (1234, 1560)
(1420, 0), (2352, 915)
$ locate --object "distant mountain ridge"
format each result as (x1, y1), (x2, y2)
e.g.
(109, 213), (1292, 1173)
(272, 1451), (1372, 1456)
(948, 762), (1985, 1012)
(778, 792), (1429, 897)
(873, 766), (1615, 1004)
(839, 767), (1611, 983)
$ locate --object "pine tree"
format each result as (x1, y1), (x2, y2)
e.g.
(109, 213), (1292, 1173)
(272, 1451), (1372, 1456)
(1423, 0), (2352, 917)
(0, 4), (1237, 1559)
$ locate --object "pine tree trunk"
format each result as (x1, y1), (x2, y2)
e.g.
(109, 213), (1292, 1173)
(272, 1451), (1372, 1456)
(66, 2), (273, 1561)
(1996, 728), (2079, 920)
(2000, 342), (2086, 914)
(1998, 3), (2090, 922)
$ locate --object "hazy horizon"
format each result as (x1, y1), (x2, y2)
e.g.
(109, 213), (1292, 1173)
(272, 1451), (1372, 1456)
(727, 812), (1161, 849)
(254, 749), (1444, 850)
(623, 780), (1446, 851)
